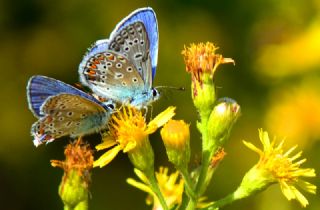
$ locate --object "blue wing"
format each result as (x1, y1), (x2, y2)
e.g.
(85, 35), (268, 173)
(111, 7), (158, 79)
(27, 75), (110, 117)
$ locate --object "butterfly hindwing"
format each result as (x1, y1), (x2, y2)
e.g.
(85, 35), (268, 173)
(32, 94), (111, 146)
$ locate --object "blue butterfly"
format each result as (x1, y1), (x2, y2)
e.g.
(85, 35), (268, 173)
(78, 7), (159, 108)
(27, 75), (115, 147)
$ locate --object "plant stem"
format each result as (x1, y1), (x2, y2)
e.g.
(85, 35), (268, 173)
(205, 191), (240, 210)
(179, 167), (196, 200)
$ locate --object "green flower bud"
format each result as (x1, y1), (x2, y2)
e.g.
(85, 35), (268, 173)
(207, 98), (240, 149)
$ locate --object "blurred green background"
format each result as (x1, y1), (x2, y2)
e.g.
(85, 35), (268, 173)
(0, 0), (319, 209)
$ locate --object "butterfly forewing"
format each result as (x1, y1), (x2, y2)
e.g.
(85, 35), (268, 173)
(112, 7), (158, 79)
(78, 8), (159, 108)
(32, 94), (110, 146)
(109, 21), (152, 89)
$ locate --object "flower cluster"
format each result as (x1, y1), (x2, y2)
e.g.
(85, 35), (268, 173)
(35, 41), (316, 210)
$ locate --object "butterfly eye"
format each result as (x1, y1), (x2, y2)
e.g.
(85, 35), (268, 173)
(107, 103), (115, 110)
(152, 88), (159, 97)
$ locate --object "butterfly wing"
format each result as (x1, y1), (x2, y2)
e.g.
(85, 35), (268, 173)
(80, 51), (145, 103)
(27, 75), (110, 117)
(108, 21), (152, 90)
(79, 39), (109, 86)
(111, 7), (158, 79)
(78, 7), (158, 107)
(31, 93), (111, 147)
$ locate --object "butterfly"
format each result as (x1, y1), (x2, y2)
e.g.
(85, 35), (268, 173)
(27, 75), (115, 147)
(78, 7), (159, 109)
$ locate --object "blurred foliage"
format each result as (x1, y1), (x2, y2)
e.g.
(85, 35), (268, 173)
(0, 0), (319, 209)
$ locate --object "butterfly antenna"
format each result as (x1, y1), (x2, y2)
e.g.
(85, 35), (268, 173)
(155, 86), (186, 91)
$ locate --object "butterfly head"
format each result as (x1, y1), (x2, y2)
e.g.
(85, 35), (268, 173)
(151, 87), (160, 102)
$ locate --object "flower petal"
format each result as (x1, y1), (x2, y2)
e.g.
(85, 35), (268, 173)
(134, 168), (149, 184)
(95, 136), (117, 151)
(123, 141), (136, 153)
(293, 187), (309, 207)
(93, 145), (121, 168)
(126, 178), (153, 194)
(297, 179), (317, 194)
(147, 106), (176, 133)
(243, 140), (262, 154)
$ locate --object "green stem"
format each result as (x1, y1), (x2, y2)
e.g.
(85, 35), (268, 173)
(186, 198), (196, 210)
(179, 167), (196, 200)
(205, 190), (242, 210)
(147, 172), (170, 210)
(186, 113), (219, 209)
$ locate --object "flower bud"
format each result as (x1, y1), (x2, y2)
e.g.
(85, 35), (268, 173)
(160, 120), (190, 169)
(207, 98), (240, 149)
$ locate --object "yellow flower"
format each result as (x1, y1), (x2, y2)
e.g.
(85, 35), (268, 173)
(127, 167), (184, 210)
(127, 167), (213, 210)
(243, 129), (316, 207)
(181, 42), (234, 82)
(94, 106), (176, 169)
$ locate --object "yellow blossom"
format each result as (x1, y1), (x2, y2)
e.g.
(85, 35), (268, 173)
(94, 106), (176, 168)
(127, 167), (213, 210)
(243, 129), (316, 207)
(127, 167), (184, 210)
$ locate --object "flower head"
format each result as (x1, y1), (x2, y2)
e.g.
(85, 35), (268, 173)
(182, 42), (235, 113)
(51, 138), (93, 180)
(51, 138), (93, 208)
(94, 106), (176, 171)
(242, 129), (316, 207)
(127, 167), (184, 210)
(182, 42), (234, 83)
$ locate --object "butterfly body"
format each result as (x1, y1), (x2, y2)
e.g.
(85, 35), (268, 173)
(27, 76), (115, 146)
(78, 8), (159, 108)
